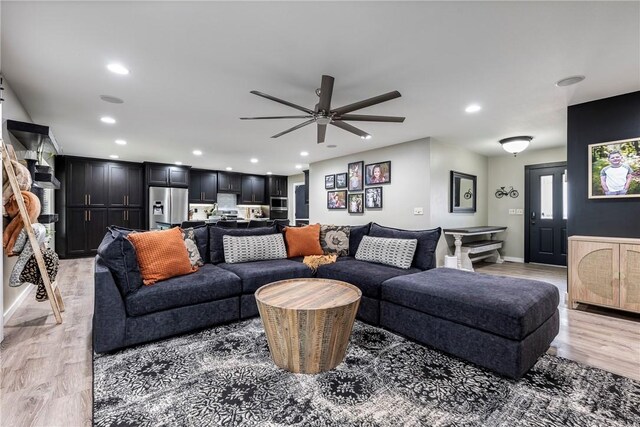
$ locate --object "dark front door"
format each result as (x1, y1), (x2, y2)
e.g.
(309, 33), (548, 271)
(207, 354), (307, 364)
(525, 162), (568, 266)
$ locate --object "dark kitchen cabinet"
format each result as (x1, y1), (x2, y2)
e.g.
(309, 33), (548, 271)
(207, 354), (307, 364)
(146, 164), (189, 187)
(109, 163), (143, 207)
(108, 208), (142, 230)
(268, 175), (288, 197)
(189, 170), (218, 203)
(218, 171), (242, 193)
(241, 175), (266, 204)
(66, 208), (108, 256)
(66, 159), (108, 207)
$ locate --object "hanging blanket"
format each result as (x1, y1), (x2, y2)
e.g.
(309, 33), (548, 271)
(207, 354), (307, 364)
(303, 254), (337, 272)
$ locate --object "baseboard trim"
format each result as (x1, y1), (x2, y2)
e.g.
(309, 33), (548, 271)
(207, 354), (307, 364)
(3, 285), (35, 324)
(503, 256), (525, 263)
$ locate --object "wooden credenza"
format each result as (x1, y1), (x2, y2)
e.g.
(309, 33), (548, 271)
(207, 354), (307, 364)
(568, 235), (640, 313)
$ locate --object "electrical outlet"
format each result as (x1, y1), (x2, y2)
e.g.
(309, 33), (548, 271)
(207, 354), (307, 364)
(516, 208), (523, 215)
(413, 207), (424, 215)
(508, 209), (516, 215)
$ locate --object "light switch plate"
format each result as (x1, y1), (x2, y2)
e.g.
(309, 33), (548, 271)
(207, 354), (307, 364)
(413, 207), (424, 215)
(516, 208), (524, 215)
(508, 209), (516, 215)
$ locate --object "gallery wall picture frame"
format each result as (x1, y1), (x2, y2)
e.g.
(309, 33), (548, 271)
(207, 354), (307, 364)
(325, 174), (335, 189)
(327, 190), (347, 209)
(365, 186), (383, 209)
(348, 193), (364, 213)
(335, 173), (348, 189)
(365, 161), (391, 185)
(588, 137), (640, 199)
(348, 161), (364, 191)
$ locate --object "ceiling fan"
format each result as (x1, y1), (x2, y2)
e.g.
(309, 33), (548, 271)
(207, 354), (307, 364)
(240, 75), (405, 144)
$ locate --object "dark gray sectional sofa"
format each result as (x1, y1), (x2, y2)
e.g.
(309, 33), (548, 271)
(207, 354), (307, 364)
(93, 222), (559, 379)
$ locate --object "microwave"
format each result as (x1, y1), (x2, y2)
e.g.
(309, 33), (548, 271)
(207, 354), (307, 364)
(270, 197), (288, 210)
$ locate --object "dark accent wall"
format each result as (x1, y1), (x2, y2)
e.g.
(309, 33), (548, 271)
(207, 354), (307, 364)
(567, 91), (640, 238)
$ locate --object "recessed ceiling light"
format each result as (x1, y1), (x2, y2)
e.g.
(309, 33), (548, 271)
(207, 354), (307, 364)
(107, 63), (130, 75)
(266, 171), (273, 175)
(300, 151), (309, 157)
(115, 139), (127, 145)
(465, 104), (482, 113)
(555, 75), (585, 87)
(175, 161), (182, 165)
(193, 150), (202, 156)
(360, 135), (372, 140)
(226, 167), (233, 171)
(250, 158), (258, 163)
(109, 154), (119, 159)
(327, 144), (337, 148)
(100, 116), (116, 124)
(295, 164), (302, 169)
(100, 95), (124, 104)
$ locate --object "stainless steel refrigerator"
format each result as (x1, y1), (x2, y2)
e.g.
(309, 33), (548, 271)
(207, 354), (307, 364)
(148, 187), (188, 230)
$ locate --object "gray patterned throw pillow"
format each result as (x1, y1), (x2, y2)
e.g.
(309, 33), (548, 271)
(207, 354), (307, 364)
(355, 235), (418, 269)
(320, 225), (350, 256)
(223, 234), (287, 264)
(182, 228), (204, 267)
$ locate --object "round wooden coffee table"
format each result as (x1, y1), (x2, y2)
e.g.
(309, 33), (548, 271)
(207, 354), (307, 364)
(255, 278), (362, 374)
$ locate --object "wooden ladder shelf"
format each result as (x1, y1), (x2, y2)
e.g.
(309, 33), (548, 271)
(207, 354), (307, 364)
(1, 139), (64, 324)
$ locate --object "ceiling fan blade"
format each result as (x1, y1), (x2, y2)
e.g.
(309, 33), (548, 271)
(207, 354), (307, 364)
(250, 90), (315, 115)
(332, 90), (402, 115)
(317, 123), (327, 144)
(316, 75), (335, 113)
(271, 118), (316, 138)
(240, 115), (313, 120)
(335, 114), (405, 123)
(331, 121), (369, 139)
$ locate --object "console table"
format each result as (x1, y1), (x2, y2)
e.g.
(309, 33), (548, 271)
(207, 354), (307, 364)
(443, 226), (507, 271)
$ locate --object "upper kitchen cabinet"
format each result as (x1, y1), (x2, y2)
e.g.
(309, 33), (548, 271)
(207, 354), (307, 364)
(108, 163), (143, 207)
(268, 175), (288, 197)
(218, 171), (242, 194)
(189, 170), (218, 203)
(63, 157), (108, 207)
(241, 174), (266, 204)
(145, 163), (190, 187)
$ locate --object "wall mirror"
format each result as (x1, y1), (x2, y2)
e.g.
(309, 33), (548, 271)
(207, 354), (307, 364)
(450, 171), (477, 213)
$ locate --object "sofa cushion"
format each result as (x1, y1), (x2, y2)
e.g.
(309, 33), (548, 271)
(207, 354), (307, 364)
(209, 225), (277, 264)
(348, 223), (371, 256)
(319, 225), (350, 256)
(185, 225), (209, 264)
(182, 227), (204, 267)
(355, 235), (418, 269)
(284, 223), (324, 257)
(381, 268), (559, 340)
(97, 228), (143, 296)
(125, 264), (241, 317)
(223, 234), (287, 264)
(127, 227), (197, 285)
(316, 257), (420, 299)
(218, 259), (313, 294)
(368, 223), (441, 270)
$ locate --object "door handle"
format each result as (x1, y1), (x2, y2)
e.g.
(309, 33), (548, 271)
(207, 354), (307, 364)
(85, 194), (88, 205)
(126, 195), (129, 205)
(126, 210), (128, 221)
(88, 194), (91, 205)
(531, 211), (536, 225)
(123, 211), (126, 221)
(85, 210), (88, 221)
(124, 195), (126, 205)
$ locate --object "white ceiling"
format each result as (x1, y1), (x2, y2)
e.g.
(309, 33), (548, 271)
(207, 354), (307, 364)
(2, 1), (639, 175)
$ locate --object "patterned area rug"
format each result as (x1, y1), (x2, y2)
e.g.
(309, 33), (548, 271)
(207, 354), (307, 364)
(94, 319), (640, 426)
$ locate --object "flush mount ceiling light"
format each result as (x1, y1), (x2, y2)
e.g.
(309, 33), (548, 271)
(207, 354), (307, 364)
(250, 158), (258, 163)
(226, 167), (233, 171)
(107, 63), (130, 75)
(266, 171), (273, 175)
(300, 151), (309, 157)
(193, 150), (202, 156)
(115, 139), (127, 145)
(109, 154), (119, 159)
(465, 104), (482, 113)
(100, 95), (124, 104)
(175, 161), (182, 165)
(326, 144), (337, 148)
(499, 136), (533, 156)
(100, 116), (116, 124)
(295, 164), (302, 169)
(555, 75), (585, 87)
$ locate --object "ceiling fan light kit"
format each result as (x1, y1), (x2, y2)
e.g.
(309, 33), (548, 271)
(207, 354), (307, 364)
(241, 75), (405, 143)
(499, 136), (533, 156)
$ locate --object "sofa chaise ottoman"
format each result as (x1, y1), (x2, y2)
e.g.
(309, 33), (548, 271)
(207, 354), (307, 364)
(380, 267), (560, 379)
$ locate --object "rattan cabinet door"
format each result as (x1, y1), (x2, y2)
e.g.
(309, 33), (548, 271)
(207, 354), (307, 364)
(570, 240), (619, 308)
(620, 244), (640, 312)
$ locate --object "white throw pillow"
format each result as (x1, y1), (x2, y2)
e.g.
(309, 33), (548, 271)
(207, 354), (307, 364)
(355, 235), (418, 269)
(223, 234), (287, 264)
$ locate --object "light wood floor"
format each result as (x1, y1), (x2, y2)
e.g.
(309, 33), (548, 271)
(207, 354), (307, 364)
(1, 258), (639, 427)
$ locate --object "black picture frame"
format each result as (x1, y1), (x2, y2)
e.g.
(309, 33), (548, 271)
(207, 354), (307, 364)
(348, 193), (364, 213)
(365, 187), (383, 209)
(348, 161), (364, 191)
(335, 173), (348, 189)
(365, 161), (391, 185)
(327, 190), (347, 209)
(325, 174), (335, 189)
(449, 171), (477, 213)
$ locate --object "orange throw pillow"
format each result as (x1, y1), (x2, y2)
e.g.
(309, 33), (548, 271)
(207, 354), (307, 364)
(284, 223), (324, 258)
(127, 227), (197, 285)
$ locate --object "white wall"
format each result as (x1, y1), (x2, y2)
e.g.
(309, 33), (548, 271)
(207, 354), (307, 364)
(487, 147), (567, 261)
